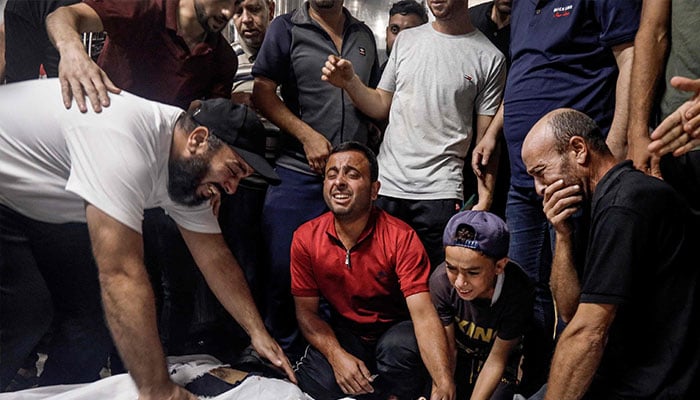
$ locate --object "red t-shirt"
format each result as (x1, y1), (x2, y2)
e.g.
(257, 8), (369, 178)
(85, 0), (236, 108)
(291, 207), (430, 340)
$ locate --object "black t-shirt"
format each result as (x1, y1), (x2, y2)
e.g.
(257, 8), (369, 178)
(468, 1), (511, 69)
(430, 261), (533, 383)
(581, 161), (700, 398)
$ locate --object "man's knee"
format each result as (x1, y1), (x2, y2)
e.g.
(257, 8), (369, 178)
(375, 321), (421, 371)
(295, 346), (344, 400)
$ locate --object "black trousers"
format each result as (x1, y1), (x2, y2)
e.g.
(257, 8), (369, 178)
(294, 320), (431, 400)
(0, 205), (113, 389)
(374, 196), (460, 270)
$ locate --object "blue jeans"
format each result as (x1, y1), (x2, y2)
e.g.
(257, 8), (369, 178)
(295, 320), (430, 400)
(0, 205), (114, 389)
(261, 167), (327, 354)
(505, 186), (555, 396)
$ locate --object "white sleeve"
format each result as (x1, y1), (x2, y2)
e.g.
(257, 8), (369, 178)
(164, 201), (221, 234)
(64, 125), (154, 233)
(475, 51), (506, 116)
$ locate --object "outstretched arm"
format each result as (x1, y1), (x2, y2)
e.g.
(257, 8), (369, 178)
(407, 292), (456, 400)
(179, 227), (296, 383)
(46, 2), (120, 113)
(626, 0), (670, 177)
(321, 55), (393, 121)
(470, 337), (519, 400)
(295, 296), (376, 396)
(85, 205), (196, 400)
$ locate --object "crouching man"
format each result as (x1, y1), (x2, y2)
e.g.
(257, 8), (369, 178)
(290, 142), (455, 400)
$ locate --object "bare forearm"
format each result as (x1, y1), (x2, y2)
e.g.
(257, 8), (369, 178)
(46, 5), (101, 53)
(470, 337), (515, 400)
(413, 312), (453, 388)
(343, 74), (391, 120)
(627, 0), (670, 150)
(253, 86), (319, 144)
(474, 114), (499, 210)
(470, 360), (505, 400)
(86, 206), (171, 393)
(298, 311), (345, 359)
(545, 327), (605, 400)
(607, 44), (635, 160)
(628, 37), (667, 137)
(550, 233), (580, 322)
(100, 267), (170, 390)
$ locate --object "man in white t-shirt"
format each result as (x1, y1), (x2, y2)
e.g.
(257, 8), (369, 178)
(321, 0), (505, 269)
(0, 79), (295, 396)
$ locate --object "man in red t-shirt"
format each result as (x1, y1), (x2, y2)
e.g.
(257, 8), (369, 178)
(290, 141), (455, 400)
(46, 0), (237, 111)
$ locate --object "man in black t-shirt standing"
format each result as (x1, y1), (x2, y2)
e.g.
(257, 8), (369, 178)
(468, 0), (511, 68)
(521, 108), (700, 399)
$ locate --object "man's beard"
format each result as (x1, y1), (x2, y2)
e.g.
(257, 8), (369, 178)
(194, 0), (226, 34)
(312, 0), (337, 10)
(168, 153), (210, 206)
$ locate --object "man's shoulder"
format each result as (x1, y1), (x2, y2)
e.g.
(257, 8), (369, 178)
(295, 211), (334, 236)
(374, 208), (416, 236)
(594, 161), (685, 220)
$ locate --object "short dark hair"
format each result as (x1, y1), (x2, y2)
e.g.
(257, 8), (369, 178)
(330, 141), (379, 182)
(389, 0), (428, 23)
(548, 109), (612, 156)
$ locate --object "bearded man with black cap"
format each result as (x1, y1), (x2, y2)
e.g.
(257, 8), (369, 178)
(0, 79), (295, 398)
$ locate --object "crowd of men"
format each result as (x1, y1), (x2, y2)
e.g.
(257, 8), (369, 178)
(1, 0), (699, 399)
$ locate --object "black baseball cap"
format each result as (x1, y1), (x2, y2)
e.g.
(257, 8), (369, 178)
(191, 99), (280, 185)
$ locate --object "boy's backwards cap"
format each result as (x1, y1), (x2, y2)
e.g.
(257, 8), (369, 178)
(443, 210), (509, 259)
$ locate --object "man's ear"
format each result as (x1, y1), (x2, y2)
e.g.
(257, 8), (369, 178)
(370, 181), (381, 201)
(495, 257), (508, 274)
(186, 126), (210, 154)
(569, 136), (588, 165)
(268, 0), (276, 18)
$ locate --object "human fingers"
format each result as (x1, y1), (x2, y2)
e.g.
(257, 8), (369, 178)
(470, 151), (483, 178)
(656, 130), (689, 157)
(66, 76), (91, 113)
(258, 341), (297, 384)
(59, 76), (76, 111)
(672, 137), (700, 157)
(650, 155), (663, 179)
(542, 181), (581, 228)
(649, 114), (686, 156)
(683, 102), (700, 135)
(670, 76), (700, 95)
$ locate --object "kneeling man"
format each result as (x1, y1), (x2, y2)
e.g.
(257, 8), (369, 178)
(290, 142), (455, 400)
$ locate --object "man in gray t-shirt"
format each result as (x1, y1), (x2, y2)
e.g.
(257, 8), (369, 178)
(322, 0), (505, 268)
